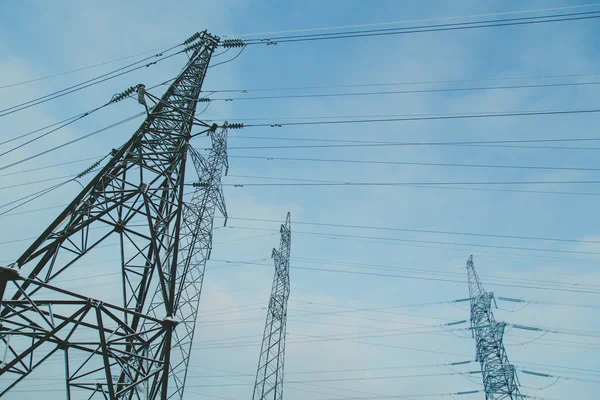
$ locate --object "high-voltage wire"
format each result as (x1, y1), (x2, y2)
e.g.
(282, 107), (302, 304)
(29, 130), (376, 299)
(208, 259), (600, 295)
(214, 107), (600, 127)
(8, 114), (600, 176)
(207, 80), (600, 102)
(0, 43), (183, 89)
(202, 71), (600, 93)
(0, 43), (185, 118)
(224, 135), (600, 150)
(9, 143), (600, 181)
(223, 225), (600, 256)
(0, 156), (102, 178)
(220, 179), (600, 187)
(0, 112), (145, 172)
(236, 11), (600, 45)
(0, 74), (183, 161)
(218, 217), (600, 245)
(229, 154), (600, 172)
(223, 3), (600, 37)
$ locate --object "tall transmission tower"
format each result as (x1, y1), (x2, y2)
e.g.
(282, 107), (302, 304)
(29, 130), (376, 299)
(0, 31), (227, 399)
(467, 255), (521, 400)
(253, 212), (291, 400)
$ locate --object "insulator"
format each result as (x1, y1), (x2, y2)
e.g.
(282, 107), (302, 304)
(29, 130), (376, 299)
(184, 32), (201, 45)
(197, 98), (211, 102)
(76, 159), (103, 179)
(184, 41), (203, 52)
(110, 86), (138, 104)
(221, 39), (245, 48)
(225, 123), (244, 129)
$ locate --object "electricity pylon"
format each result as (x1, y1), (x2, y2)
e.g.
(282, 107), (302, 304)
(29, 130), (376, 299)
(253, 213), (291, 400)
(0, 31), (225, 399)
(467, 256), (521, 400)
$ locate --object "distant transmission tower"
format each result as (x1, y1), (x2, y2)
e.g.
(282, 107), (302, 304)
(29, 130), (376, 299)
(467, 255), (521, 400)
(253, 212), (291, 400)
(0, 31), (228, 399)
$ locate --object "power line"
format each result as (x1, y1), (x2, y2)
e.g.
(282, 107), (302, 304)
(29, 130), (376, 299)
(10, 153), (600, 200)
(0, 43), (179, 89)
(0, 156), (103, 178)
(211, 107), (600, 128)
(207, 46), (247, 68)
(0, 72), (178, 151)
(1, 112), (89, 147)
(208, 80), (600, 101)
(286, 227), (600, 255)
(225, 136), (600, 151)
(0, 174), (75, 191)
(221, 172), (600, 189)
(221, 216), (600, 245)
(0, 179), (74, 216)
(0, 105), (109, 158)
(203, 72), (600, 93)
(0, 44), (183, 118)
(208, 259), (600, 295)
(186, 371), (486, 387)
(228, 154), (600, 173)
(498, 296), (600, 310)
(239, 11), (600, 45)
(0, 112), (144, 172)
(222, 179), (600, 188)
(222, 3), (600, 37)
(0, 204), (67, 218)
(290, 256), (600, 291)
(209, 107), (600, 122)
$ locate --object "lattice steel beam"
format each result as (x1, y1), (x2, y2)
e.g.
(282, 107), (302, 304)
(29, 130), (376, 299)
(253, 213), (291, 400)
(467, 256), (521, 400)
(0, 31), (223, 399)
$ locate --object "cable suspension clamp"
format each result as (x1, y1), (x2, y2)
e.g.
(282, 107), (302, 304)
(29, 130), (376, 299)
(137, 84), (147, 106)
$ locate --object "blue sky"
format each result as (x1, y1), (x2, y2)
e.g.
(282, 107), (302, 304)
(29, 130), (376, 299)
(1, 0), (600, 399)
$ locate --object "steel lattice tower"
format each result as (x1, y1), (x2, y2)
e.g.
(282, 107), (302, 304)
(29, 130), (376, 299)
(253, 212), (291, 400)
(0, 31), (226, 399)
(467, 256), (521, 400)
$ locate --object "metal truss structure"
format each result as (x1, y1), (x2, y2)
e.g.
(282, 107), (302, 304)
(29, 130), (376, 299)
(253, 213), (291, 400)
(467, 256), (521, 400)
(0, 31), (226, 399)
